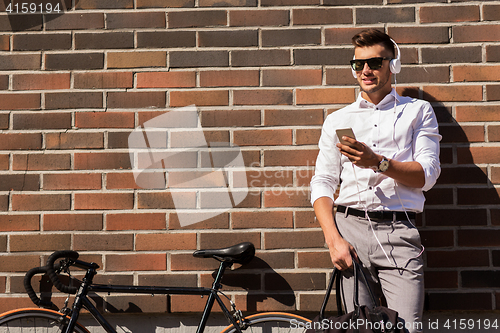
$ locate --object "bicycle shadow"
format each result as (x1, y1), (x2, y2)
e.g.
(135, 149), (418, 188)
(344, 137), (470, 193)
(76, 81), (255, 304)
(1, 0), (78, 32)
(401, 87), (499, 311)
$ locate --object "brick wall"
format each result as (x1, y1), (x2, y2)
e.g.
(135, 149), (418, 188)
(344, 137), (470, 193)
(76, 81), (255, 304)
(0, 0), (499, 316)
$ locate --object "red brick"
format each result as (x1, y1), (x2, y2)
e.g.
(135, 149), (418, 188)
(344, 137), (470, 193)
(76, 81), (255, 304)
(296, 128), (321, 145)
(12, 194), (71, 211)
(0, 255), (41, 272)
(264, 109), (323, 126)
(45, 53), (104, 70)
(229, 9), (288, 26)
(13, 33), (71, 51)
(457, 187), (500, 205)
(232, 211), (293, 229)
(0, 54), (40, 70)
(231, 49), (290, 67)
(264, 230), (325, 249)
(168, 212), (229, 230)
(137, 31), (196, 48)
(440, 124), (484, 143)
(168, 10), (226, 28)
(74, 152), (131, 170)
(425, 208), (487, 227)
(486, 85), (500, 101)
(458, 147), (500, 164)
(453, 25), (500, 43)
(170, 90), (229, 107)
(293, 8), (352, 25)
(170, 253), (220, 271)
(137, 0), (194, 7)
(76, 111), (134, 128)
(106, 253), (167, 271)
(13, 113), (71, 130)
(106, 172), (142, 190)
(137, 192), (178, 209)
(13, 153), (70, 171)
(106, 12), (165, 29)
(107, 51), (166, 69)
(0, 174), (39, 191)
(200, 70), (259, 87)
(43, 173), (102, 190)
(74, 72), (133, 89)
(45, 92), (102, 109)
(201, 109), (261, 127)
(263, 188), (311, 208)
(489, 125), (500, 142)
(423, 85), (482, 102)
(243, 169), (293, 189)
(264, 149), (318, 166)
(387, 26), (449, 44)
(108, 91), (165, 109)
(0, 154), (8, 170)
(74, 193), (134, 210)
(10, 234), (71, 252)
(106, 213), (166, 230)
(199, 0), (256, 6)
(199, 30), (258, 47)
(0, 133), (41, 150)
(45, 132), (103, 149)
(136, 71), (195, 88)
(262, 69), (321, 87)
(456, 105), (500, 122)
(266, 272), (325, 290)
(297, 251), (331, 268)
(45, 13), (104, 30)
(234, 129), (292, 146)
(199, 232), (261, 250)
(44, 214), (103, 231)
(0, 215), (39, 232)
(420, 5), (479, 23)
(76, 0), (134, 9)
(296, 88), (355, 105)
(454, 65), (500, 82)
(425, 271), (458, 289)
(74, 233), (133, 251)
(262, 29), (320, 47)
(233, 89), (293, 106)
(484, 4), (500, 21)
(427, 250), (489, 268)
(12, 73), (70, 90)
(295, 210), (318, 228)
(75, 32), (134, 49)
(0, 35), (9, 50)
(135, 233), (196, 250)
(0, 93), (40, 110)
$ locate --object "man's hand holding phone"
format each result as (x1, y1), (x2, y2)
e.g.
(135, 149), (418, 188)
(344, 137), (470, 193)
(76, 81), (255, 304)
(336, 128), (381, 169)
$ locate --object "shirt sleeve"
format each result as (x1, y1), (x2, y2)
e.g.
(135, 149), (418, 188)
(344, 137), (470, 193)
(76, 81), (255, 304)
(310, 117), (342, 205)
(413, 102), (442, 192)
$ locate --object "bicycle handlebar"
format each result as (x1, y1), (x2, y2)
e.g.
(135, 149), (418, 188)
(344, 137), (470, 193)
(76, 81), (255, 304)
(24, 265), (52, 307)
(45, 250), (80, 295)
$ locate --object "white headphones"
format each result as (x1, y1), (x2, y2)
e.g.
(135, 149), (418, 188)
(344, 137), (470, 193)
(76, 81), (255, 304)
(351, 38), (401, 79)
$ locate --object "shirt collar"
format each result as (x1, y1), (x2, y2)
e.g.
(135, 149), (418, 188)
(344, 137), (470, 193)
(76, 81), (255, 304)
(356, 89), (400, 109)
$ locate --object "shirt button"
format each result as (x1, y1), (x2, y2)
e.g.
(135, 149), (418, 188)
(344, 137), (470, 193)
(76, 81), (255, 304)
(369, 187), (373, 190)
(374, 124), (377, 127)
(373, 144), (376, 147)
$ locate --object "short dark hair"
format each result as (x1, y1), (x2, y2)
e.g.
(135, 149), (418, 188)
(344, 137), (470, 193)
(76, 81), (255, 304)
(352, 29), (395, 58)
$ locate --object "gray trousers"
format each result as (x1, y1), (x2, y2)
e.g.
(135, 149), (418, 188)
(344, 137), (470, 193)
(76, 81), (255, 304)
(335, 211), (425, 333)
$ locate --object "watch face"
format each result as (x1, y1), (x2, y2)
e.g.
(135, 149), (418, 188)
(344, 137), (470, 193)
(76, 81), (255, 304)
(379, 158), (389, 172)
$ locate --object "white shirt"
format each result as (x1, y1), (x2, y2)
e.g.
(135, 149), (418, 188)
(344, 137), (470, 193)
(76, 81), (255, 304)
(310, 89), (441, 213)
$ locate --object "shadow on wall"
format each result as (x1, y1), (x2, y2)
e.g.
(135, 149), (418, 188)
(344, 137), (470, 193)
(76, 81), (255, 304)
(402, 88), (500, 311)
(2, 0), (78, 31)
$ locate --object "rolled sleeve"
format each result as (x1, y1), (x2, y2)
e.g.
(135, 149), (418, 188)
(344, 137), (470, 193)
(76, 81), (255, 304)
(413, 103), (441, 192)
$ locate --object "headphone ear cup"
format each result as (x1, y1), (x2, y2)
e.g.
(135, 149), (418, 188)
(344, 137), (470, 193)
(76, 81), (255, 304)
(390, 58), (401, 74)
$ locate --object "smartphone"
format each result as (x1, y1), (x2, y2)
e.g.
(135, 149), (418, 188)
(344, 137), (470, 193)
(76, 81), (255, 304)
(335, 128), (356, 147)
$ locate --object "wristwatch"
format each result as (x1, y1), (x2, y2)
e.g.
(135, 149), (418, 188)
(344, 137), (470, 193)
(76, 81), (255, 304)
(376, 156), (390, 173)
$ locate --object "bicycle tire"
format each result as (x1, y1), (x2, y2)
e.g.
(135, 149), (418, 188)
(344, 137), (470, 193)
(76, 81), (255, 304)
(220, 312), (311, 333)
(0, 308), (90, 333)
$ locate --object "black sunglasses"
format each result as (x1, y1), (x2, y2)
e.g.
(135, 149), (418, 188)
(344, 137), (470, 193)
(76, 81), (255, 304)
(350, 57), (392, 71)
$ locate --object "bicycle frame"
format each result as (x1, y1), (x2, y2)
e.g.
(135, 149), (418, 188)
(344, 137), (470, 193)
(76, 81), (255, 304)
(63, 260), (243, 333)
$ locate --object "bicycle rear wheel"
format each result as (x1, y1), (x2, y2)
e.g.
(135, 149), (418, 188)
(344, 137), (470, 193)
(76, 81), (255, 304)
(0, 308), (90, 333)
(220, 312), (311, 333)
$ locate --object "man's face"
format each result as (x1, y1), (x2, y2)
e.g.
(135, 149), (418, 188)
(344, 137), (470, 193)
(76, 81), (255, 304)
(353, 43), (393, 97)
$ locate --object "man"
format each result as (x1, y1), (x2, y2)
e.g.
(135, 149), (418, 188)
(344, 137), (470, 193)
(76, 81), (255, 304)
(310, 29), (441, 333)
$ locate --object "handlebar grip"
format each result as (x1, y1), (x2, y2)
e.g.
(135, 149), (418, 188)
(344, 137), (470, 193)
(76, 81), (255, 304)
(46, 250), (79, 294)
(24, 266), (49, 306)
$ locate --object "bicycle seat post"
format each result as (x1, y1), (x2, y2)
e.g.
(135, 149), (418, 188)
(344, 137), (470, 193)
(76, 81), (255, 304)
(196, 260), (232, 333)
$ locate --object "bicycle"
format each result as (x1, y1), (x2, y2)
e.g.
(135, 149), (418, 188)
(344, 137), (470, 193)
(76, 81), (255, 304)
(0, 242), (311, 332)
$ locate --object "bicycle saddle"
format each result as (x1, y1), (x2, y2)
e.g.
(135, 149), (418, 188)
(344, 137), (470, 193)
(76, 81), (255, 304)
(193, 242), (255, 265)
